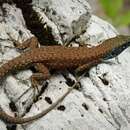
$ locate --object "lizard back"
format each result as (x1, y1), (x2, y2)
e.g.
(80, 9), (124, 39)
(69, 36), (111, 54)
(0, 35), (130, 78)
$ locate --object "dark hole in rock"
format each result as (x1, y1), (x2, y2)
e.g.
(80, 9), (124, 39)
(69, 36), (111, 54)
(82, 103), (89, 111)
(52, 10), (56, 15)
(99, 77), (109, 85)
(62, 72), (75, 86)
(103, 98), (107, 101)
(84, 71), (89, 77)
(22, 101), (26, 105)
(9, 102), (17, 112)
(98, 108), (103, 113)
(65, 78), (75, 87)
(57, 105), (66, 111)
(42, 81), (49, 91)
(81, 114), (84, 117)
(45, 97), (52, 104)
(33, 81), (49, 103)
(7, 124), (16, 130)
(59, 81), (62, 84)
(39, 97), (42, 100)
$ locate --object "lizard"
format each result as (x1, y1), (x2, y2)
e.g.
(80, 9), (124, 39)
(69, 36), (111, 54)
(0, 35), (130, 124)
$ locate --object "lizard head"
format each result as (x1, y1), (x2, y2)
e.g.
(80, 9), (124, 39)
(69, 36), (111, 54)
(102, 35), (130, 60)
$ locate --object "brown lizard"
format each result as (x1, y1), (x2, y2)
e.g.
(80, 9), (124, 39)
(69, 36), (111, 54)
(0, 35), (130, 124)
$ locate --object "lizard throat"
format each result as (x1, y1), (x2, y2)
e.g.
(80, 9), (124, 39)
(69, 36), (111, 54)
(103, 41), (130, 60)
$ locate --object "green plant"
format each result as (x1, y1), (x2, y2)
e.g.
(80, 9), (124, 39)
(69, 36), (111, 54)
(100, 0), (130, 26)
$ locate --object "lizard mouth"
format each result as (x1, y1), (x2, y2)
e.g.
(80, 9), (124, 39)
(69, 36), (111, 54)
(103, 41), (130, 60)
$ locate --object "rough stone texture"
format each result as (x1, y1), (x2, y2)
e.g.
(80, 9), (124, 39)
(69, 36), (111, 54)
(32, 0), (91, 44)
(0, 1), (130, 130)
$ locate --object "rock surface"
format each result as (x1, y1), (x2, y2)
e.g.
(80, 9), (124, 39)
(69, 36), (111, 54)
(0, 1), (130, 130)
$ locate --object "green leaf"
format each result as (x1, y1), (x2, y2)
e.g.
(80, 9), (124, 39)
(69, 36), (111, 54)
(115, 11), (130, 26)
(100, 0), (123, 18)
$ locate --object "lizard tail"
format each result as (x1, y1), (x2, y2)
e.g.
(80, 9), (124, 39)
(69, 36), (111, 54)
(0, 86), (74, 124)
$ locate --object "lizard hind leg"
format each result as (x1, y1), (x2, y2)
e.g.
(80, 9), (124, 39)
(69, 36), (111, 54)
(31, 63), (51, 99)
(15, 36), (39, 50)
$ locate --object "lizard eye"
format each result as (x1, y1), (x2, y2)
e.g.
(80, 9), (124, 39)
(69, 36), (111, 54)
(111, 51), (116, 57)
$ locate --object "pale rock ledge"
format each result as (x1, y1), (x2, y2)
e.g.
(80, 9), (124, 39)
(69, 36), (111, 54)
(0, 1), (130, 130)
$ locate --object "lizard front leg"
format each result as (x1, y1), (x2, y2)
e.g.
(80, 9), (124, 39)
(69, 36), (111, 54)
(8, 35), (51, 97)
(31, 63), (51, 99)
(32, 63), (51, 87)
(11, 36), (50, 85)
